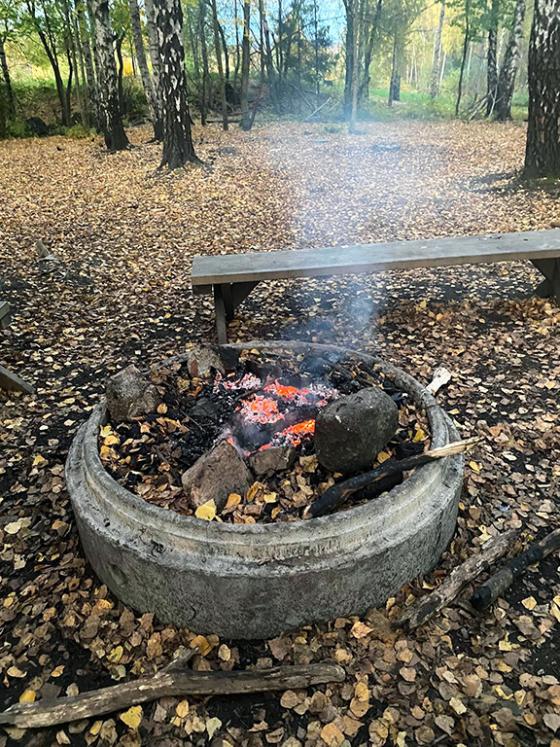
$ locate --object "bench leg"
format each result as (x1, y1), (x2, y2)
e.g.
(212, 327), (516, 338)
(0, 364), (34, 394)
(213, 286), (228, 344)
(531, 259), (560, 303)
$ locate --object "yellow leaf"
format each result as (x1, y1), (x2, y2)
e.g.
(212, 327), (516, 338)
(19, 689), (36, 704)
(100, 425), (113, 438)
(89, 721), (103, 736)
(413, 426), (427, 443)
(107, 645), (124, 664)
(224, 493), (241, 511)
(4, 520), (22, 535)
(157, 403), (168, 415)
(262, 492), (278, 504)
(320, 722), (345, 747)
(103, 434), (120, 447)
(376, 450), (391, 463)
(354, 681), (369, 702)
(51, 665), (65, 678)
(7, 666), (26, 678)
(120, 705), (143, 730)
(195, 499), (216, 521)
(176, 700), (189, 718)
(246, 482), (264, 502)
(469, 460), (481, 473)
(32, 454), (47, 467)
(351, 620), (373, 639)
(522, 596), (537, 611)
(191, 634), (213, 656)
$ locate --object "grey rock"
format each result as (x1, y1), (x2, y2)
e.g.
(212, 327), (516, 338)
(249, 446), (296, 477)
(182, 440), (252, 511)
(185, 345), (225, 379)
(106, 365), (159, 423)
(315, 387), (398, 473)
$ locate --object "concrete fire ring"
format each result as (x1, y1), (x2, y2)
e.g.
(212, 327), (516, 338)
(66, 341), (464, 639)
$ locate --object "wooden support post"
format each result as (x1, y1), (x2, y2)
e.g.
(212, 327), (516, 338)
(532, 258), (560, 303)
(213, 285), (228, 344)
(0, 301), (11, 330)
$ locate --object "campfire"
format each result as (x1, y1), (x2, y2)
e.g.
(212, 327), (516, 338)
(100, 344), (432, 523)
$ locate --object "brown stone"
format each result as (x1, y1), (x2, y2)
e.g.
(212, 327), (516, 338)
(181, 440), (252, 511)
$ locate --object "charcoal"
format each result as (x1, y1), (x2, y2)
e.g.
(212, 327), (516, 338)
(315, 387), (398, 473)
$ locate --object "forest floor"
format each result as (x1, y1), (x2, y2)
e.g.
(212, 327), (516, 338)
(1, 120), (560, 747)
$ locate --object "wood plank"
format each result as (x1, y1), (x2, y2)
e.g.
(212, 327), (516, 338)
(0, 365), (34, 395)
(0, 301), (11, 330)
(191, 229), (560, 289)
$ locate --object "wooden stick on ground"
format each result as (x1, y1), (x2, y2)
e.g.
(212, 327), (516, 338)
(0, 663), (345, 729)
(304, 438), (480, 519)
(398, 529), (518, 630)
(471, 527), (560, 611)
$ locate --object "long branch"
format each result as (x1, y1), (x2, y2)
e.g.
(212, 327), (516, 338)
(0, 663), (345, 729)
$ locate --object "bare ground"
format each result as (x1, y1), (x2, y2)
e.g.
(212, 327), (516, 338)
(1, 120), (560, 746)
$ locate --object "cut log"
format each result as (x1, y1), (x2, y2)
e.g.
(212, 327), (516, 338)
(398, 529), (518, 630)
(471, 527), (560, 610)
(0, 662), (345, 729)
(304, 438), (480, 519)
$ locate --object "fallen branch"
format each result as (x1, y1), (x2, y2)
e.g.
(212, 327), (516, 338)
(398, 529), (518, 630)
(0, 662), (345, 729)
(471, 527), (560, 611)
(304, 437), (480, 519)
(304, 96), (333, 121)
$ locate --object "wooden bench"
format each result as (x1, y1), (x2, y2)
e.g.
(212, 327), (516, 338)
(192, 229), (560, 343)
(0, 300), (12, 330)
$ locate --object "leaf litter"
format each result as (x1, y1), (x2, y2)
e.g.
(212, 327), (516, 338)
(0, 120), (560, 745)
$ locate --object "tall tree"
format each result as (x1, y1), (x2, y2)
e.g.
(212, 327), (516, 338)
(91, 0), (128, 150)
(144, 0), (162, 128)
(153, 0), (197, 168)
(239, 0), (251, 130)
(494, 0), (526, 120)
(430, 0), (445, 99)
(209, 0), (228, 129)
(0, 0), (20, 119)
(485, 0), (499, 115)
(455, 0), (471, 116)
(342, 0), (358, 120)
(523, 0), (560, 178)
(128, 0), (161, 138)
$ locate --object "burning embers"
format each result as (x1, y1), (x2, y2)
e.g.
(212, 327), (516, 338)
(217, 374), (338, 454)
(100, 345), (430, 524)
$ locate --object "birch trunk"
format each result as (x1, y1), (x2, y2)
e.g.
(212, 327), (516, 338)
(91, 0), (129, 150)
(486, 0), (499, 116)
(144, 0), (163, 135)
(210, 0), (228, 130)
(494, 0), (526, 121)
(430, 0), (445, 99)
(523, 0), (560, 177)
(128, 0), (160, 138)
(153, 0), (198, 168)
(240, 0), (251, 130)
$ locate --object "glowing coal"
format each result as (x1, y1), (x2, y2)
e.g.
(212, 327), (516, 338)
(214, 373), (338, 454)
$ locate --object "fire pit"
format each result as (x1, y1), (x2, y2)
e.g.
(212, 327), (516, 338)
(66, 341), (463, 639)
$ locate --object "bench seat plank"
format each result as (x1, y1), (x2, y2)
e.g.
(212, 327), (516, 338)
(192, 229), (560, 289)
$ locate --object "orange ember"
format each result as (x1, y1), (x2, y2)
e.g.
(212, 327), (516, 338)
(263, 380), (310, 400)
(239, 395), (282, 424)
(282, 419), (316, 437)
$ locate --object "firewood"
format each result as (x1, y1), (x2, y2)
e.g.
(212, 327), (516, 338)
(304, 437), (480, 519)
(470, 527), (560, 611)
(398, 529), (518, 630)
(0, 662), (345, 729)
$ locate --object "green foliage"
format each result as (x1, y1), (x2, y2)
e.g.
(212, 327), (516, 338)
(64, 122), (92, 138)
(120, 77), (148, 123)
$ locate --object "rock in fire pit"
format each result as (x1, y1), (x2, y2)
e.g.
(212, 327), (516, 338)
(66, 341), (464, 638)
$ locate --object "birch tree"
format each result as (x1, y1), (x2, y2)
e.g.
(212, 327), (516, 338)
(153, 0), (198, 168)
(494, 0), (526, 120)
(91, 0), (128, 150)
(128, 0), (161, 138)
(524, 0), (560, 177)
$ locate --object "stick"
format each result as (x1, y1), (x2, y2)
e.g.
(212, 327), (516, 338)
(0, 663), (345, 729)
(304, 96), (333, 121)
(304, 438), (480, 519)
(470, 527), (560, 611)
(398, 529), (518, 630)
